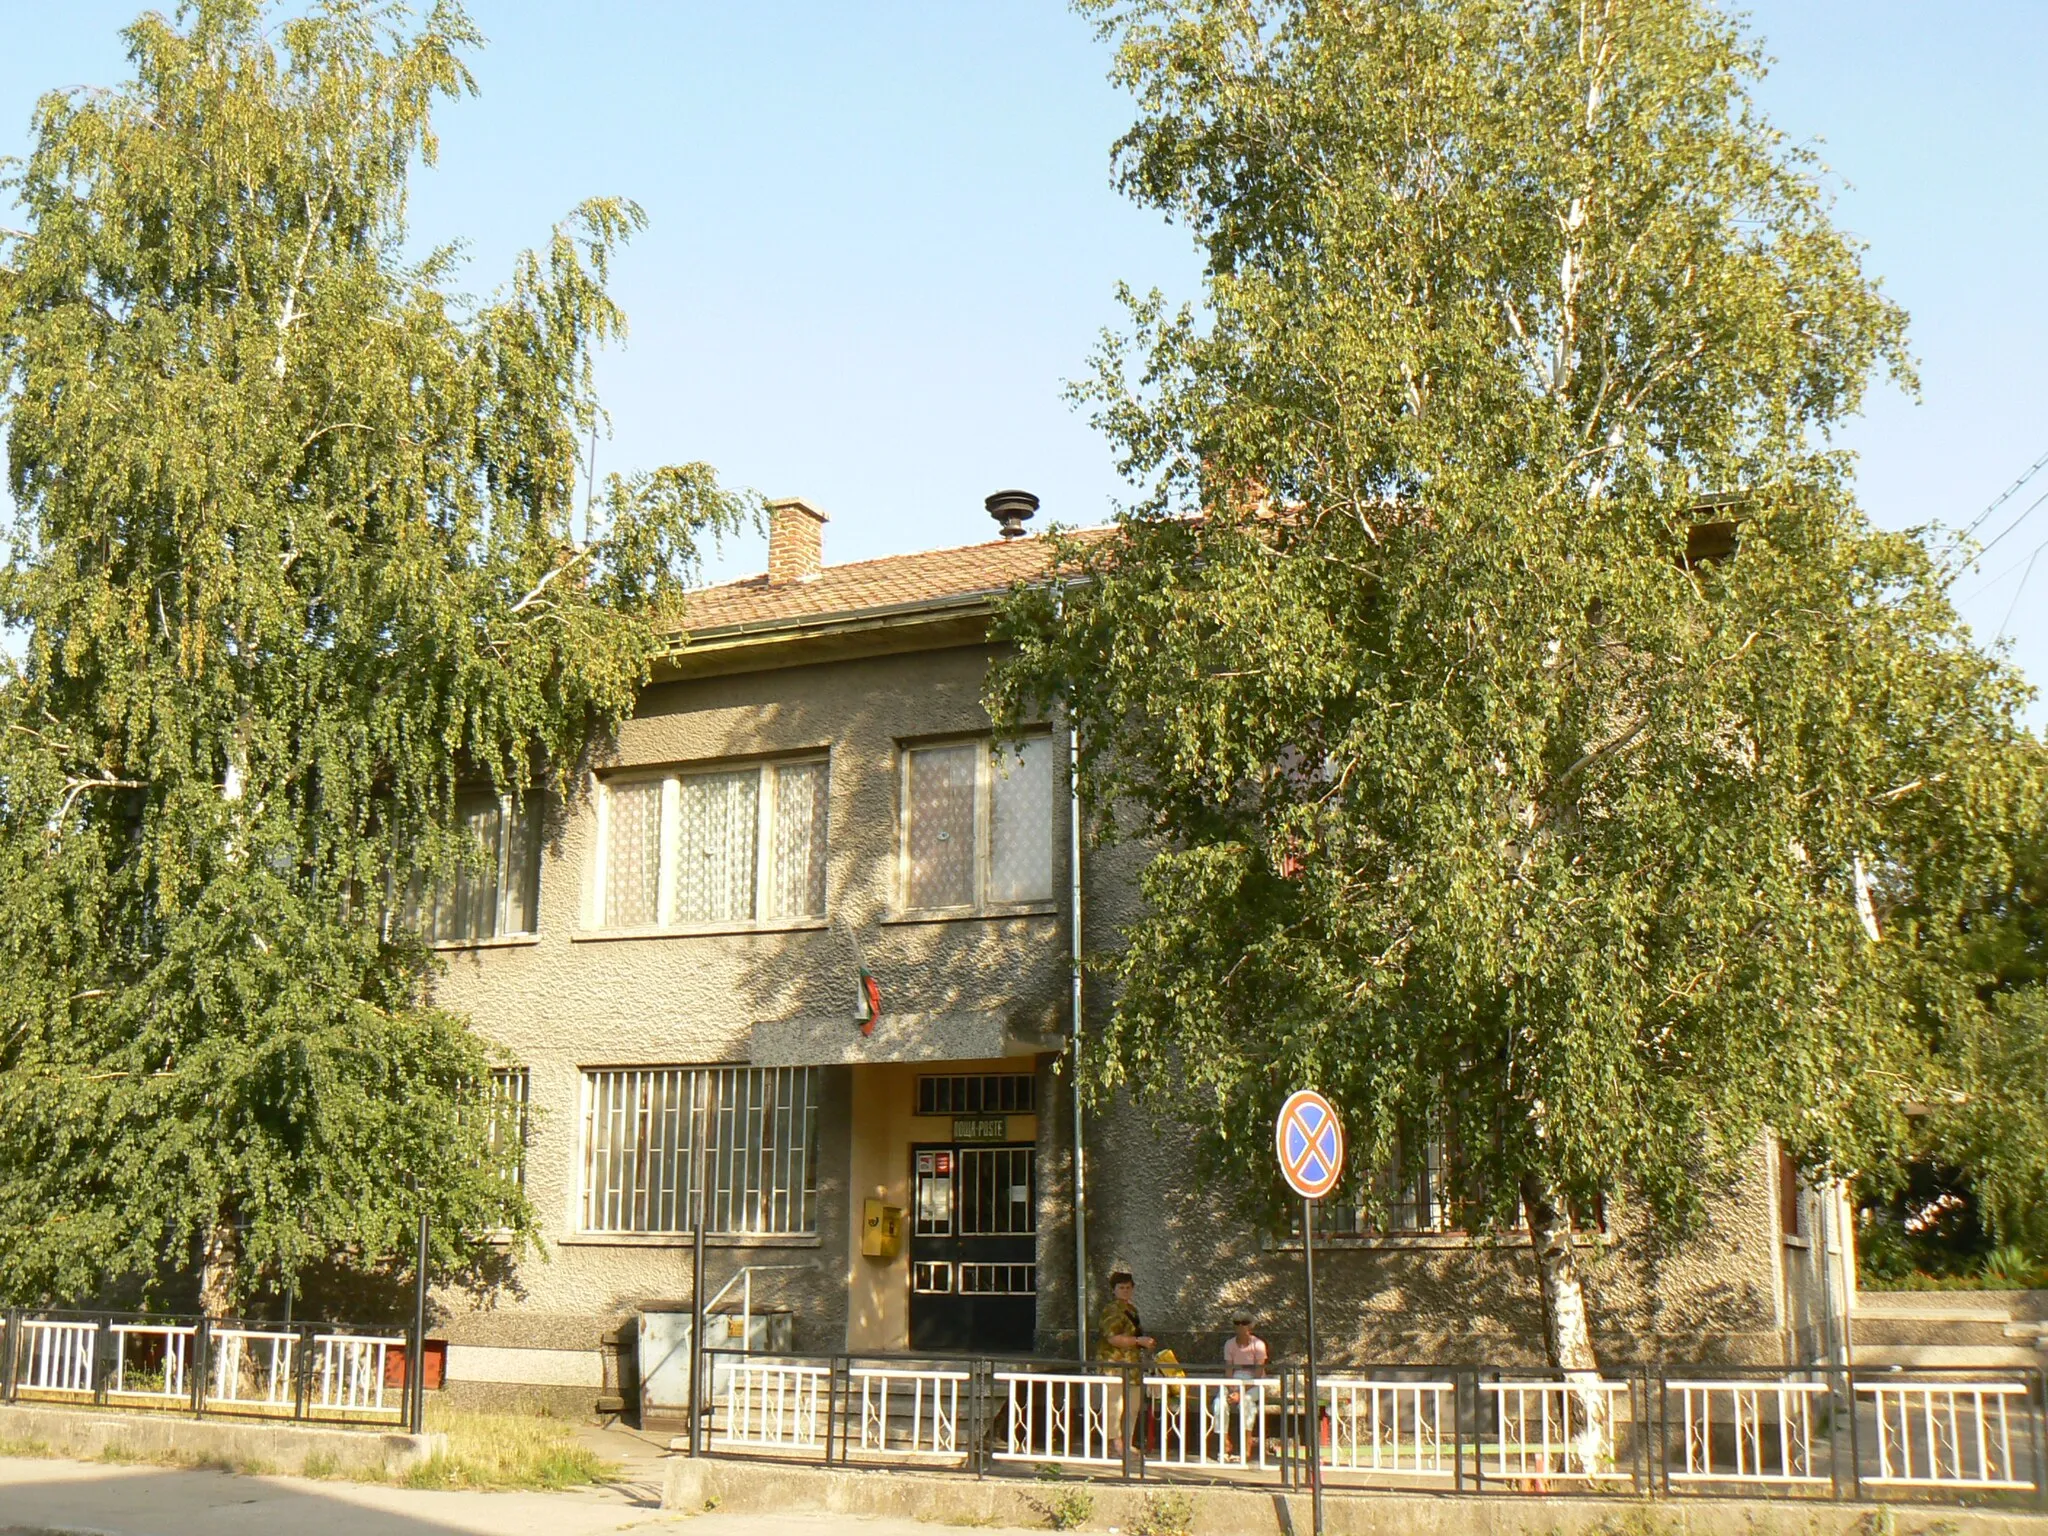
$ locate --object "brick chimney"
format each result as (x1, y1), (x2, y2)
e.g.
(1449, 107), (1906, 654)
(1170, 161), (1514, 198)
(765, 497), (828, 584)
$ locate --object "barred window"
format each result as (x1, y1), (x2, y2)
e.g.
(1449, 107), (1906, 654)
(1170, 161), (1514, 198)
(487, 1068), (531, 1189)
(901, 735), (1055, 911)
(595, 758), (827, 930)
(410, 792), (542, 943)
(916, 1073), (1036, 1116)
(1316, 1132), (1456, 1236)
(579, 1066), (819, 1235)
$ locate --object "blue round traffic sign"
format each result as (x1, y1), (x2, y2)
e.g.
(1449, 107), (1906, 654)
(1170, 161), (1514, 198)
(1275, 1089), (1345, 1200)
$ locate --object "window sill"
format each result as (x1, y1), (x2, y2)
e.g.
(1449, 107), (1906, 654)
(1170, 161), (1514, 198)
(571, 918), (830, 943)
(1781, 1235), (1812, 1250)
(432, 934), (541, 953)
(882, 903), (1059, 927)
(555, 1232), (822, 1250)
(1267, 1231), (1611, 1253)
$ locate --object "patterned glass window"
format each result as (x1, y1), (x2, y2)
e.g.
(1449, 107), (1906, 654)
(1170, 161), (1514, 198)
(767, 761), (829, 919)
(412, 792), (543, 943)
(603, 779), (664, 929)
(988, 737), (1055, 903)
(901, 734), (1056, 911)
(674, 769), (759, 923)
(579, 1066), (819, 1235)
(596, 758), (827, 929)
(905, 744), (976, 909)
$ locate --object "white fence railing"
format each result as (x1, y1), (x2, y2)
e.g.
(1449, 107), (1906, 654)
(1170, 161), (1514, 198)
(313, 1334), (400, 1413)
(207, 1328), (298, 1410)
(1859, 1381), (2036, 1491)
(1322, 1377), (1457, 1479)
(1669, 1379), (1829, 1485)
(993, 1371), (1122, 1468)
(1486, 1378), (1635, 1483)
(1149, 1375), (1278, 1471)
(850, 1367), (968, 1459)
(109, 1323), (195, 1402)
(717, 1361), (829, 1452)
(18, 1319), (95, 1396)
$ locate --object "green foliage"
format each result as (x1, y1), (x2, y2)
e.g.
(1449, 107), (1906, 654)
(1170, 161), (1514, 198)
(1030, 1483), (1097, 1531)
(0, 0), (749, 1307)
(996, 0), (2043, 1276)
(1131, 1490), (1195, 1536)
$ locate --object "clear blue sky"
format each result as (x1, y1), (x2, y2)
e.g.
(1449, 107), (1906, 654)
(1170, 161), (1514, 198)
(5, 3), (2044, 721)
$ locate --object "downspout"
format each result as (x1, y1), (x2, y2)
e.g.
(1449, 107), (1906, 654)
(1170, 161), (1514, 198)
(1060, 587), (1090, 1364)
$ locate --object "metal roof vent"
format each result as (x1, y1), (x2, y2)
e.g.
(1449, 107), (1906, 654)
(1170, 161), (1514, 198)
(985, 489), (1039, 540)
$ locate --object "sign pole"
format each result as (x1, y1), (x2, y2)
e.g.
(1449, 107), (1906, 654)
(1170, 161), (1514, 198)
(1275, 1088), (1342, 1536)
(1303, 1194), (1323, 1536)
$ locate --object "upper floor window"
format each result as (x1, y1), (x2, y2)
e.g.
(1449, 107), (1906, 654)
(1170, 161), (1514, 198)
(901, 734), (1055, 912)
(412, 792), (541, 944)
(594, 757), (828, 931)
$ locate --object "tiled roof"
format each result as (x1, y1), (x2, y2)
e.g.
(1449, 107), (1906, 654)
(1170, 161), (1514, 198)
(675, 526), (1113, 634)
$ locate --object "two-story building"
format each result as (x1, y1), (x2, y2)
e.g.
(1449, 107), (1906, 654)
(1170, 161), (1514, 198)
(425, 494), (1849, 1418)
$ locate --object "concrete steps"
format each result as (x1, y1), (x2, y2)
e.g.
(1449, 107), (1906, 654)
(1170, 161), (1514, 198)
(1852, 1289), (2048, 1370)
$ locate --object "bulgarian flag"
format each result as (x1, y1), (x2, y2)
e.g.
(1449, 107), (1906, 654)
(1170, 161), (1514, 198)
(843, 917), (882, 1036)
(856, 967), (882, 1036)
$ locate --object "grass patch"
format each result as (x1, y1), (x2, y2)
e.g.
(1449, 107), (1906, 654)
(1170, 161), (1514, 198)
(372, 1404), (617, 1492)
(0, 1435), (55, 1458)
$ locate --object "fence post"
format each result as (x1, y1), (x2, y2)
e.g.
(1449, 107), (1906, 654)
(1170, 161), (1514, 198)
(191, 1317), (208, 1417)
(94, 1317), (111, 1406)
(2, 1308), (18, 1403)
(2032, 1365), (2047, 1514)
(1843, 1365), (1861, 1502)
(291, 1325), (310, 1423)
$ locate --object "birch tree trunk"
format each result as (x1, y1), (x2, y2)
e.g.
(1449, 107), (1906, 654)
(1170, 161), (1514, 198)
(198, 1216), (238, 1321)
(1519, 1172), (1610, 1474)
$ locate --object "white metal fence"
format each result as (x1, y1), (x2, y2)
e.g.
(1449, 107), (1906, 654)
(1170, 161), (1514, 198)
(687, 1354), (2043, 1507)
(850, 1367), (967, 1459)
(1485, 1377), (1636, 1483)
(1322, 1377), (1457, 1479)
(1859, 1380), (2036, 1491)
(18, 1319), (95, 1395)
(716, 1361), (828, 1452)
(993, 1370), (1121, 1468)
(1670, 1379), (1829, 1485)
(313, 1334), (400, 1413)
(1, 1311), (414, 1427)
(1149, 1375), (1277, 1471)
(109, 1323), (195, 1402)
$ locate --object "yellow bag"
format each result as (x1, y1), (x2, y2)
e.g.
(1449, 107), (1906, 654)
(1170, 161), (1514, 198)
(1153, 1348), (1187, 1378)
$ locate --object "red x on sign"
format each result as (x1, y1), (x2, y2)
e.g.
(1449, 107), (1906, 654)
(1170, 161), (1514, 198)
(1275, 1089), (1345, 1201)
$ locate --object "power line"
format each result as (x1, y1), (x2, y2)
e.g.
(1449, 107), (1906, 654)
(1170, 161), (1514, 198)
(1945, 483), (2048, 592)
(1995, 541), (2042, 645)
(1951, 444), (2048, 550)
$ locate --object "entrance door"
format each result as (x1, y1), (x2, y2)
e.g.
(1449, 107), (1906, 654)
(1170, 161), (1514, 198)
(908, 1143), (1037, 1354)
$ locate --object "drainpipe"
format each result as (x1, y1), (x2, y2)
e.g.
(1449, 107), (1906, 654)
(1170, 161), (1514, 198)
(1060, 587), (1090, 1364)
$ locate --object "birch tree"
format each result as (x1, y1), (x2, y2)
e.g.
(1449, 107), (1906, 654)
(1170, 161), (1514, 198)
(0, 0), (749, 1312)
(994, 0), (2043, 1409)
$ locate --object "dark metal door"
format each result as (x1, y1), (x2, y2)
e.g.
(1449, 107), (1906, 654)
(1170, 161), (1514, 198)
(908, 1143), (1037, 1354)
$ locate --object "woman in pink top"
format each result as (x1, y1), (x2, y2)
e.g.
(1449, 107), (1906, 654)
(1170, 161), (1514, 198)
(1221, 1314), (1268, 1460)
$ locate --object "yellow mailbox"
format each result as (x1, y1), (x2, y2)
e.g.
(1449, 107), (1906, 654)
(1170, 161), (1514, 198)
(861, 1198), (905, 1259)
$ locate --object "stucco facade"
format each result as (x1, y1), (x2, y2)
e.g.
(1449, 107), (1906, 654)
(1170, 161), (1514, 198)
(423, 522), (1817, 1416)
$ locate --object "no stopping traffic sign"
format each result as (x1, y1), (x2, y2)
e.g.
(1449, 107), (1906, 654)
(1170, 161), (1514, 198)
(1274, 1088), (1345, 1200)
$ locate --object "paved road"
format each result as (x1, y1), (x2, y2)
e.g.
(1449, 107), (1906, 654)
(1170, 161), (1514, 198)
(0, 1457), (1041, 1536)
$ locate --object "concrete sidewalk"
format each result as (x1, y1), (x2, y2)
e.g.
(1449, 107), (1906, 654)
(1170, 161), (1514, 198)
(0, 1456), (1041, 1536)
